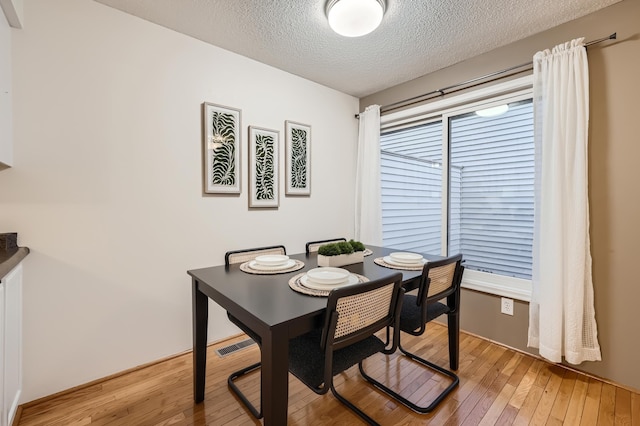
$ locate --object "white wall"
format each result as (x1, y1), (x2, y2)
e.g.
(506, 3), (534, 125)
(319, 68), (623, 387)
(0, 7), (11, 168)
(0, 0), (359, 402)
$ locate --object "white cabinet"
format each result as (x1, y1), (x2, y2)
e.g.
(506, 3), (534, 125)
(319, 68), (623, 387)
(0, 262), (22, 426)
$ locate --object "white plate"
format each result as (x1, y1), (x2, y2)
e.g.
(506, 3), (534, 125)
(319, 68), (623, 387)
(254, 254), (289, 266)
(300, 274), (359, 290)
(383, 256), (427, 267)
(306, 267), (351, 285)
(248, 259), (296, 271)
(389, 252), (424, 264)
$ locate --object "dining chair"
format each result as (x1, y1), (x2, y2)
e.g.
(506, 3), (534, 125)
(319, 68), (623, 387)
(224, 244), (286, 419)
(288, 272), (404, 426)
(305, 237), (347, 254)
(360, 254), (464, 413)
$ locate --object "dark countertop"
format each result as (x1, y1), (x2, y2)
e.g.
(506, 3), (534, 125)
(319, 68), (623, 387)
(0, 247), (30, 280)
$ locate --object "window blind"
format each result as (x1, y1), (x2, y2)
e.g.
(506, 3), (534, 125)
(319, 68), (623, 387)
(380, 100), (534, 279)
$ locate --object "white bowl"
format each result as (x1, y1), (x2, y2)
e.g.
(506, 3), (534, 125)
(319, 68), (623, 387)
(305, 267), (350, 285)
(254, 254), (289, 266)
(389, 252), (424, 264)
(301, 274), (358, 290)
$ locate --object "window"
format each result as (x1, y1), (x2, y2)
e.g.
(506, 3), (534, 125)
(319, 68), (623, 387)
(380, 77), (534, 300)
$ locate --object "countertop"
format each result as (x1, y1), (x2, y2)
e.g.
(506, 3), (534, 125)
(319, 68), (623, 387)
(0, 247), (30, 279)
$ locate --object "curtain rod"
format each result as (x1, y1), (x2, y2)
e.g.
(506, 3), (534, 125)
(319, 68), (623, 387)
(356, 32), (617, 118)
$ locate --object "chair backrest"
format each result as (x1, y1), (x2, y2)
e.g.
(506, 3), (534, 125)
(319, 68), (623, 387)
(417, 254), (464, 305)
(225, 245), (287, 266)
(322, 272), (404, 351)
(305, 238), (347, 254)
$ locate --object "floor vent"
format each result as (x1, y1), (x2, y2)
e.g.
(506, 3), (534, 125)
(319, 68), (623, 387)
(215, 338), (256, 358)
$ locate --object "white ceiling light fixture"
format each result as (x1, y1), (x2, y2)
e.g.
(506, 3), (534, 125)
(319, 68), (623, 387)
(475, 104), (509, 117)
(326, 0), (386, 37)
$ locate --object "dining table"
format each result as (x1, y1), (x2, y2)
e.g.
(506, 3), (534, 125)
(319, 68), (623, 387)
(187, 245), (450, 425)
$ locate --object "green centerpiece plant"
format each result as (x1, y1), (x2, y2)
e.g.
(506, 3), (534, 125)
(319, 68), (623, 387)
(317, 239), (366, 267)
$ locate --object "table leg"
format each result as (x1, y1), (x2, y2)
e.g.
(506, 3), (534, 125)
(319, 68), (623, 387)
(447, 311), (460, 371)
(261, 325), (289, 425)
(192, 279), (208, 402)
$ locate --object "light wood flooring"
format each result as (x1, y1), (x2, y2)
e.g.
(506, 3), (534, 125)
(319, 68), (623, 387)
(16, 323), (640, 425)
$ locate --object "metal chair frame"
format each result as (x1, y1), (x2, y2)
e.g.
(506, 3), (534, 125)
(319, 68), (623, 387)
(360, 254), (464, 414)
(288, 273), (405, 426)
(224, 244), (286, 419)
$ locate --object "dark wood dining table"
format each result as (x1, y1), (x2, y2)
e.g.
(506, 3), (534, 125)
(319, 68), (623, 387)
(187, 245), (447, 425)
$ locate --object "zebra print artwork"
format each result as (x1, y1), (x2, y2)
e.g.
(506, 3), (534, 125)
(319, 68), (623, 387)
(254, 133), (275, 200)
(285, 121), (311, 195)
(249, 126), (280, 208)
(203, 103), (241, 194)
(290, 128), (307, 188)
(210, 111), (236, 186)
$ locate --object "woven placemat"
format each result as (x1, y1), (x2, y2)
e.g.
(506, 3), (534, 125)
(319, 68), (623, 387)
(363, 248), (373, 257)
(373, 257), (426, 271)
(288, 272), (370, 297)
(240, 259), (305, 275)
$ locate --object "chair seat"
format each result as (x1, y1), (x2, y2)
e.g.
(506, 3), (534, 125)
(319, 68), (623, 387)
(289, 328), (386, 390)
(400, 294), (450, 333)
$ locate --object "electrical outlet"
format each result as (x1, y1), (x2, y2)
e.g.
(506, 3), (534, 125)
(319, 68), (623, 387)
(501, 297), (514, 315)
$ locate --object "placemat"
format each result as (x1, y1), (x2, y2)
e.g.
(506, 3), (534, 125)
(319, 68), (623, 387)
(240, 259), (305, 275)
(363, 248), (373, 256)
(288, 272), (369, 297)
(373, 257), (426, 271)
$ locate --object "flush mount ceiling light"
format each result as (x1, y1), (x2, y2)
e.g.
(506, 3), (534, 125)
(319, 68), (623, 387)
(326, 0), (386, 37)
(475, 104), (509, 117)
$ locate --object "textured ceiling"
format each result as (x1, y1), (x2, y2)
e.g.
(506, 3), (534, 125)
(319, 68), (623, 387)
(93, 0), (621, 98)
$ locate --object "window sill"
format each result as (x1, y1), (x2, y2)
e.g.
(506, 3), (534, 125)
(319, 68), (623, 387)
(461, 269), (531, 302)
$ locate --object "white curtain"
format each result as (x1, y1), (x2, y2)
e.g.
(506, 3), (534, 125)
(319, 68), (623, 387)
(354, 105), (383, 246)
(528, 38), (601, 365)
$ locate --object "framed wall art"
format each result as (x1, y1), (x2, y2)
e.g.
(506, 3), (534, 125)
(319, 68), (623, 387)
(285, 121), (311, 196)
(248, 126), (280, 208)
(202, 102), (241, 194)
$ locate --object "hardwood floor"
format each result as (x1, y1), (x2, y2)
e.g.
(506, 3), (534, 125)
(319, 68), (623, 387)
(17, 323), (640, 425)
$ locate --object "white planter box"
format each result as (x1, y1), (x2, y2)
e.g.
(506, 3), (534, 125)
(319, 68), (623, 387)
(317, 251), (364, 267)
